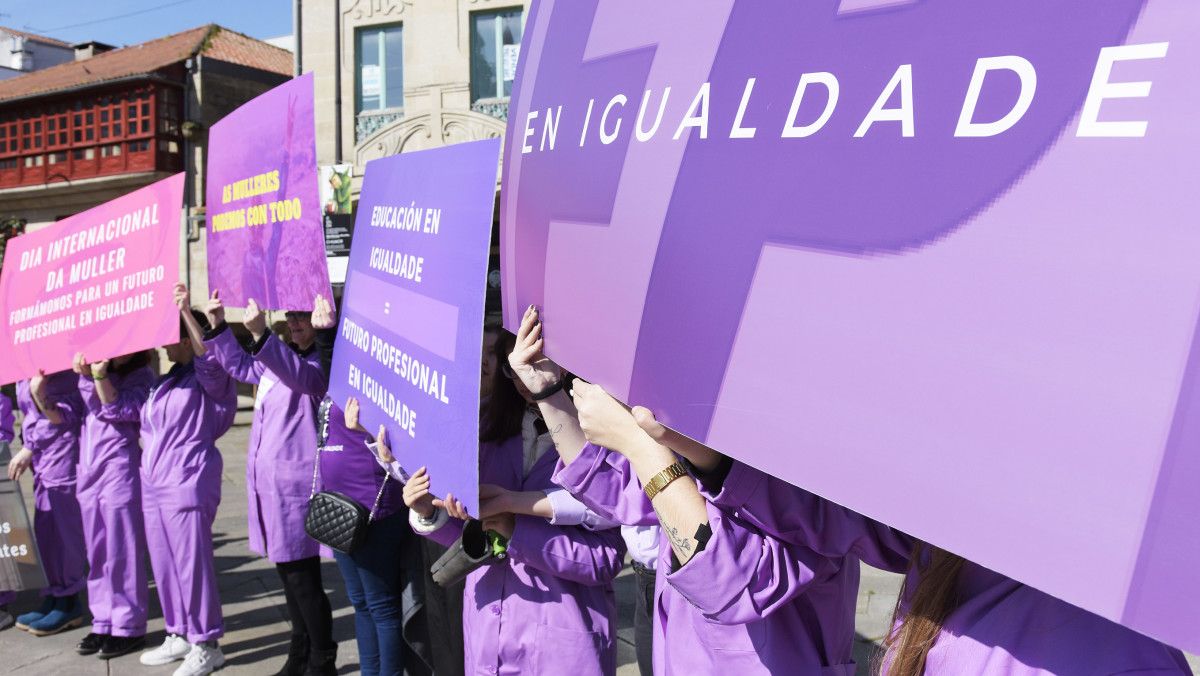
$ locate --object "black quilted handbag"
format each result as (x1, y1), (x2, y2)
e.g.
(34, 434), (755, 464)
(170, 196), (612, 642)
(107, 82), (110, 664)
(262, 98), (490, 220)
(304, 434), (389, 555)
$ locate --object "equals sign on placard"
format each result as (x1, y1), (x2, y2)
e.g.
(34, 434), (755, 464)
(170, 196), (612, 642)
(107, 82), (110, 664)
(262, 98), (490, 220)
(384, 301), (391, 315)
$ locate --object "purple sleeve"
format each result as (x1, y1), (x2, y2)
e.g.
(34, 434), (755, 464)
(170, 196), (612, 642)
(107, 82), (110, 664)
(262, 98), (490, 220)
(49, 378), (85, 426)
(253, 335), (329, 397)
(204, 325), (263, 384)
(193, 350), (235, 403)
(665, 502), (841, 624)
(414, 513), (466, 549)
(552, 443), (658, 527)
(95, 368), (154, 424)
(506, 515), (626, 587)
(0, 395), (12, 443)
(77, 375), (101, 414)
(707, 461), (915, 573)
(545, 488), (620, 531)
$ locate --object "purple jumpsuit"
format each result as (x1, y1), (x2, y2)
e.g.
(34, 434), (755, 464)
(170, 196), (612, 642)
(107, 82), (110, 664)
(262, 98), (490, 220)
(417, 435), (626, 676)
(708, 462), (1191, 674)
(77, 367), (154, 637)
(554, 443), (860, 675)
(16, 374), (87, 598)
(140, 354), (237, 643)
(204, 327), (322, 562)
(0, 393), (14, 608)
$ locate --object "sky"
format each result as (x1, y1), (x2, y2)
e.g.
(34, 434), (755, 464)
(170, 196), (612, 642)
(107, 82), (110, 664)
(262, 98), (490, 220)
(1, 0), (293, 47)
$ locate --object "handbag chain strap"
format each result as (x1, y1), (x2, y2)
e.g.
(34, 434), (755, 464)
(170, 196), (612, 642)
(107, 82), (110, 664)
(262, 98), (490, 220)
(311, 400), (390, 523)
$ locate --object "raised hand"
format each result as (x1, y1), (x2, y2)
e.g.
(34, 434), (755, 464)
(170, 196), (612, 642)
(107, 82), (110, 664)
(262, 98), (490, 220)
(202, 289), (225, 328)
(90, 359), (111, 380)
(376, 425), (395, 463)
(311, 294), (336, 330)
(507, 305), (563, 394)
(344, 396), (363, 432)
(73, 352), (91, 378)
(173, 282), (191, 312)
(244, 298), (267, 340)
(402, 466), (436, 519)
(570, 380), (647, 454)
(632, 405), (723, 472)
(30, 369), (47, 401)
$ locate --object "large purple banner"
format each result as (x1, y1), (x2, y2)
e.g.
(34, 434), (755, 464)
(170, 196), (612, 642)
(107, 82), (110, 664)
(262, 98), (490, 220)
(206, 73), (331, 310)
(501, 0), (1200, 652)
(330, 140), (500, 517)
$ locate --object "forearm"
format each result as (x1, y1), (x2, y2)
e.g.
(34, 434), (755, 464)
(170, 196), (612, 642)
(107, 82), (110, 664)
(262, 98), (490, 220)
(625, 437), (708, 565)
(181, 309), (207, 355)
(536, 390), (588, 463)
(503, 490), (555, 520)
(94, 377), (118, 405)
(31, 392), (63, 424)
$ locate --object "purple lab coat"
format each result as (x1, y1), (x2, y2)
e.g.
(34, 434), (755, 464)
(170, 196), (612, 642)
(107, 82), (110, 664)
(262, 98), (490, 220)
(702, 461), (1190, 674)
(17, 374), (87, 598)
(885, 561), (1191, 675)
(205, 326), (323, 562)
(554, 443), (859, 675)
(77, 367), (153, 636)
(140, 354), (237, 643)
(418, 435), (625, 676)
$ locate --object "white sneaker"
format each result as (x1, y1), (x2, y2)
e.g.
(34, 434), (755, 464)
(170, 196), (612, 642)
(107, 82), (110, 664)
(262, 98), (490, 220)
(140, 634), (191, 666)
(172, 642), (225, 676)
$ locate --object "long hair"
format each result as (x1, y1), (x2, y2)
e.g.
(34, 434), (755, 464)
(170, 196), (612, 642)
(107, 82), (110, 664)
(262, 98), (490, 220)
(879, 543), (967, 676)
(479, 331), (526, 444)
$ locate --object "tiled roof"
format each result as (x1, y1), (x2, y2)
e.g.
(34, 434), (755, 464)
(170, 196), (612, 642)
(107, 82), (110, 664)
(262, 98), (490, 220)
(0, 25), (293, 103)
(0, 26), (72, 49)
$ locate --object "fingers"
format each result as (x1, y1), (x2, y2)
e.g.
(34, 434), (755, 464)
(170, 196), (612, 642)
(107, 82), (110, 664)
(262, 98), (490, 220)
(210, 289), (220, 300)
(632, 406), (667, 441)
(377, 424), (388, 446)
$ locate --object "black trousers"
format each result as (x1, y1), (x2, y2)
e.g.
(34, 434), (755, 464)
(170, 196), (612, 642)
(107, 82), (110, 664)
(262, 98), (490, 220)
(420, 539), (465, 676)
(632, 561), (656, 676)
(276, 556), (336, 653)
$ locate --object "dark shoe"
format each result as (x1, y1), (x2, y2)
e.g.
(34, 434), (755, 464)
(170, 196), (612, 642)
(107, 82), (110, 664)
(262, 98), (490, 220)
(14, 596), (55, 631)
(304, 647), (337, 676)
(77, 632), (110, 655)
(98, 634), (147, 659)
(273, 636), (308, 676)
(27, 595), (84, 637)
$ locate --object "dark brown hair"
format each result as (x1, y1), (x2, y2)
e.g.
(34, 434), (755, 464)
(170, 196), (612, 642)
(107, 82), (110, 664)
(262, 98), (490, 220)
(479, 330), (526, 443)
(879, 543), (966, 676)
(112, 350), (154, 376)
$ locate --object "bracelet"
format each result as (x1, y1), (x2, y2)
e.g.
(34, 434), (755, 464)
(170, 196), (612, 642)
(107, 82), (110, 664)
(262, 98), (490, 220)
(92, 372), (107, 381)
(643, 462), (690, 501)
(530, 379), (565, 402)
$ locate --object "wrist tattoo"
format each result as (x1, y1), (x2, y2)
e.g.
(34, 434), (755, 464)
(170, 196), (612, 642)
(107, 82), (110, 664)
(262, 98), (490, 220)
(654, 507), (694, 556)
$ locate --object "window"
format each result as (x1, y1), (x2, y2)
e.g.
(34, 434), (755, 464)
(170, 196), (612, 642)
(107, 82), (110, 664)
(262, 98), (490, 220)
(355, 24), (403, 112)
(470, 8), (524, 102)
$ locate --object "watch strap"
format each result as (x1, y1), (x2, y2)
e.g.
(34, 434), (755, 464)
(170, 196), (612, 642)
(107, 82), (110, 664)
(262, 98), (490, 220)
(643, 462), (690, 501)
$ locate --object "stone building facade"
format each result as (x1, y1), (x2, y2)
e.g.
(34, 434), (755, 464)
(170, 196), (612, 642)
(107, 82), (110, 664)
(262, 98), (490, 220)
(298, 0), (527, 193)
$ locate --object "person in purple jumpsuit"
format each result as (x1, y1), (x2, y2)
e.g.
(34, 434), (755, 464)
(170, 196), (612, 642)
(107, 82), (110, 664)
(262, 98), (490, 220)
(507, 306), (861, 675)
(0, 391), (16, 632)
(316, 396), (432, 676)
(137, 285), (237, 676)
(72, 349), (155, 659)
(7, 370), (87, 636)
(399, 328), (627, 676)
(199, 290), (337, 676)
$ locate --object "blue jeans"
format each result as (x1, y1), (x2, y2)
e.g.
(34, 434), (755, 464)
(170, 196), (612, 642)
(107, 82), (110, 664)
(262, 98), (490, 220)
(334, 511), (409, 676)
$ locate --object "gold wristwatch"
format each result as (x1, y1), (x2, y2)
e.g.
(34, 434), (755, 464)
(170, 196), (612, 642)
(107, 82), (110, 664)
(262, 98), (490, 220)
(643, 462), (690, 501)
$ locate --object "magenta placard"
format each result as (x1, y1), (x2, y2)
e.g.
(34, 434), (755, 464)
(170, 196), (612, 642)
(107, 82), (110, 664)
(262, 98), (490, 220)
(501, 0), (1200, 653)
(0, 173), (184, 385)
(206, 73), (331, 311)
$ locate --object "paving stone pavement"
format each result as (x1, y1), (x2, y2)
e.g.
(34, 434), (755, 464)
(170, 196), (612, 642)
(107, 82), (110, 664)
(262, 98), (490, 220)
(1, 412), (1195, 675)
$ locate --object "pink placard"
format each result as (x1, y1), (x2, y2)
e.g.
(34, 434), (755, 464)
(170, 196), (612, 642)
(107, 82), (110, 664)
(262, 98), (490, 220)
(0, 173), (184, 384)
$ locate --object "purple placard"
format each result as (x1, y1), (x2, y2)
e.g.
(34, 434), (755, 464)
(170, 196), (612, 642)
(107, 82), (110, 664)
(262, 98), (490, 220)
(206, 73), (332, 310)
(329, 139), (500, 517)
(501, 0), (1200, 653)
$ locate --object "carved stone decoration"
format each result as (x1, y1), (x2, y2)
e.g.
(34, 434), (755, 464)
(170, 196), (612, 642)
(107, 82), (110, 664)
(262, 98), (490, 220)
(355, 109), (507, 166)
(344, 0), (413, 21)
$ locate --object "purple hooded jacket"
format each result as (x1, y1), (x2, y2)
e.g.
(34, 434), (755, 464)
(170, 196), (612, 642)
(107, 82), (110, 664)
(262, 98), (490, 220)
(417, 435), (626, 676)
(0, 393), (13, 443)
